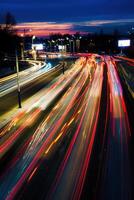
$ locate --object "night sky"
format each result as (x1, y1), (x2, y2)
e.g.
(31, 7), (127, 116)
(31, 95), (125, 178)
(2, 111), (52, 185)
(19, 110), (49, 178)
(0, 0), (134, 36)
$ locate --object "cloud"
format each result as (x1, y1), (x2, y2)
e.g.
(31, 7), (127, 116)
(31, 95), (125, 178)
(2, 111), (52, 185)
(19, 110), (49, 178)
(77, 19), (134, 26)
(15, 22), (75, 36)
(16, 22), (73, 30)
(14, 18), (134, 37)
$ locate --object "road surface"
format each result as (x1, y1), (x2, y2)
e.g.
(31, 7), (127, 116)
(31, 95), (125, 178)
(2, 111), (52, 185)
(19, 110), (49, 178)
(0, 54), (133, 200)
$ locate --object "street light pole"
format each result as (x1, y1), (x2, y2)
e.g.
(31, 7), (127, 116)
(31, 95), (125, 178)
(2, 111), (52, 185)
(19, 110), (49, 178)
(20, 31), (25, 60)
(32, 35), (36, 47)
(20, 42), (24, 60)
(16, 49), (22, 108)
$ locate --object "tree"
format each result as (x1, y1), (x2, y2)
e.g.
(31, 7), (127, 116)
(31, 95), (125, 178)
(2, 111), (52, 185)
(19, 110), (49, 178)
(5, 12), (16, 30)
(0, 12), (20, 59)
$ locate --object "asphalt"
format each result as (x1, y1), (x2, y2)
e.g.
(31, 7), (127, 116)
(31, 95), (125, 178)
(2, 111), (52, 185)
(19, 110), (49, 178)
(0, 56), (133, 200)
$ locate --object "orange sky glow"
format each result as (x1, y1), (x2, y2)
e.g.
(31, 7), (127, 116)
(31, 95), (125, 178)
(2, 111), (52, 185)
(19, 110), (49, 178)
(15, 22), (76, 37)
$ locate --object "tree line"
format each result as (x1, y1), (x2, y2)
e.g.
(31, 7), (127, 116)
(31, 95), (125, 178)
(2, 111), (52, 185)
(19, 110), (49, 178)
(0, 12), (20, 59)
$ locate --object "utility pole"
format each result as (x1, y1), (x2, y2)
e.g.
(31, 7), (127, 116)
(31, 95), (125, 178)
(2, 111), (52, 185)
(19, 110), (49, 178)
(16, 49), (22, 108)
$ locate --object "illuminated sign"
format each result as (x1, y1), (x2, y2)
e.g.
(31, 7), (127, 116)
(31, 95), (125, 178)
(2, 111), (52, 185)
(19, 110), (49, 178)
(118, 40), (130, 47)
(58, 45), (66, 50)
(32, 44), (44, 50)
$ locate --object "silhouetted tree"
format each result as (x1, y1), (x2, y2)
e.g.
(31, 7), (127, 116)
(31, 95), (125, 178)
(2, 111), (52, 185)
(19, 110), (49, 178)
(0, 12), (20, 59)
(5, 12), (16, 30)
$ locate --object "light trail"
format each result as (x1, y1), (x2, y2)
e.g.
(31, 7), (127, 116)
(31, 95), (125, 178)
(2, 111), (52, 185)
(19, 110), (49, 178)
(0, 57), (88, 199)
(46, 62), (103, 200)
(100, 56), (131, 200)
(0, 61), (59, 97)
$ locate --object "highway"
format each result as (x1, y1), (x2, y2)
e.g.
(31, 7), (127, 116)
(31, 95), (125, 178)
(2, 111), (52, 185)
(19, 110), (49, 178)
(0, 58), (75, 118)
(98, 56), (132, 200)
(0, 60), (46, 97)
(0, 54), (133, 200)
(0, 57), (87, 199)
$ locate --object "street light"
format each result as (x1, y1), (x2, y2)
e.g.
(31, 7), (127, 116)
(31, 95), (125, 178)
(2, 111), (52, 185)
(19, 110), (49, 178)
(20, 33), (25, 60)
(20, 41), (24, 60)
(20, 29), (33, 60)
(32, 35), (36, 48)
(15, 49), (22, 108)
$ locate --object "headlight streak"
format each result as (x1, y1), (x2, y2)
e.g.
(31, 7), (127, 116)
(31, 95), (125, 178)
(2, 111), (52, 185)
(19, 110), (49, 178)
(0, 58), (85, 145)
(0, 57), (90, 199)
(46, 62), (103, 200)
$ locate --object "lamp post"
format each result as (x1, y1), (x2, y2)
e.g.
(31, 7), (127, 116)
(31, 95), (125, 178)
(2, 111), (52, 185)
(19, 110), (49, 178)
(20, 42), (24, 60)
(32, 35), (36, 48)
(22, 29), (26, 60)
(20, 29), (32, 60)
(31, 36), (37, 60)
(15, 49), (22, 108)
(20, 33), (25, 60)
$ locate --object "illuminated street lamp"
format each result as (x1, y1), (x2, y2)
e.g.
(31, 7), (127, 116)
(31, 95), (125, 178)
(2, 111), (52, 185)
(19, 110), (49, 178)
(32, 35), (36, 47)
(20, 33), (25, 60)
(20, 29), (32, 60)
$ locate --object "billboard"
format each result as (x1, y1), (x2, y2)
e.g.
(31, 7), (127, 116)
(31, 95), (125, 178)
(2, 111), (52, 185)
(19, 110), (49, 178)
(32, 44), (44, 50)
(118, 40), (130, 47)
(58, 45), (66, 50)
